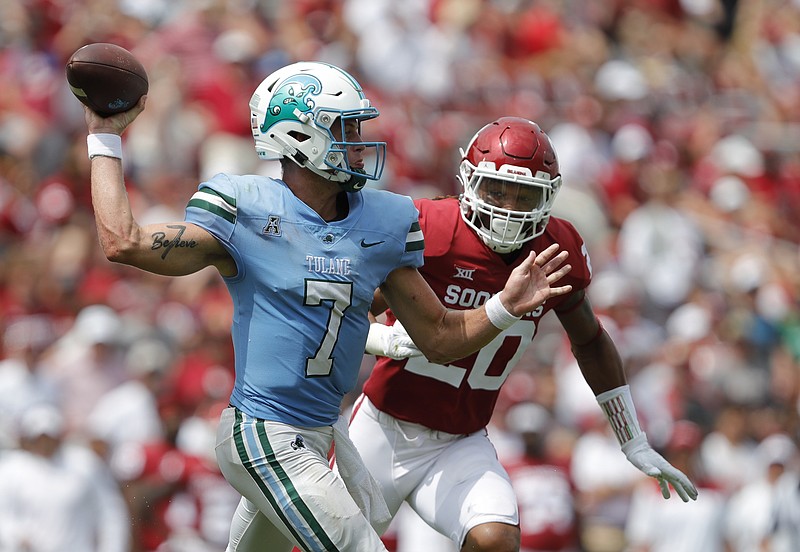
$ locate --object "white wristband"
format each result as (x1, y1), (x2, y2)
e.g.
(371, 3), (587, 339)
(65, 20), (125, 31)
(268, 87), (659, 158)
(87, 133), (122, 160)
(596, 384), (643, 446)
(485, 293), (521, 330)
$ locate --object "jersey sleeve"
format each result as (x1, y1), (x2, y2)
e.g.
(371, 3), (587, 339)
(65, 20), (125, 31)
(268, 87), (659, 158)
(184, 173), (245, 280)
(551, 217), (593, 293)
(413, 197), (460, 259)
(184, 173), (238, 242)
(402, 216), (424, 268)
(378, 191), (424, 270)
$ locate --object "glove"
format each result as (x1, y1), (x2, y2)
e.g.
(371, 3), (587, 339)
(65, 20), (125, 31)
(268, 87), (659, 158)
(596, 384), (698, 502)
(364, 320), (423, 360)
(623, 433), (699, 502)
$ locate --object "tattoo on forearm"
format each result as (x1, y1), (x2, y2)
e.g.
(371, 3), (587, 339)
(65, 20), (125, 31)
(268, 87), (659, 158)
(151, 225), (198, 259)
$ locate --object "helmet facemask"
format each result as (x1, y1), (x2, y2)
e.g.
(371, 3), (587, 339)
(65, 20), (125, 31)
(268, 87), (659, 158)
(460, 160), (561, 253)
(250, 62), (386, 192)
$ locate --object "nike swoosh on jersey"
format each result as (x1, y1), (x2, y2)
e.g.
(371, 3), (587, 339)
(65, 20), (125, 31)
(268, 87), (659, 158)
(360, 239), (385, 248)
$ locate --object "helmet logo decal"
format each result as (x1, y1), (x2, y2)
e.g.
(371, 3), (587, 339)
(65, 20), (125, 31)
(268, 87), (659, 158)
(260, 74), (321, 132)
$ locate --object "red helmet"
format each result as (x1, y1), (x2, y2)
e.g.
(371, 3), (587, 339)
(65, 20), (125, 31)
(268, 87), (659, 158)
(458, 117), (561, 253)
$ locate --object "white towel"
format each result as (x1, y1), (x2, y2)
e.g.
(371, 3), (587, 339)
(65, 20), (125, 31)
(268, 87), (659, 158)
(332, 415), (392, 535)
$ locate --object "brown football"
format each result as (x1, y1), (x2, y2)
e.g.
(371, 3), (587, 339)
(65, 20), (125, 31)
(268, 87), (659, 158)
(66, 43), (148, 116)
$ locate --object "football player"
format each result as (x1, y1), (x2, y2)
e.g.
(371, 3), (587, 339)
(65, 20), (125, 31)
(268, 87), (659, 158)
(351, 117), (698, 552)
(81, 63), (573, 552)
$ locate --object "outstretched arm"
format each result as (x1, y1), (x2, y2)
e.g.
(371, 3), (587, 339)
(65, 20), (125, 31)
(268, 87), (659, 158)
(556, 290), (626, 394)
(557, 291), (699, 502)
(84, 99), (235, 277)
(381, 244), (572, 365)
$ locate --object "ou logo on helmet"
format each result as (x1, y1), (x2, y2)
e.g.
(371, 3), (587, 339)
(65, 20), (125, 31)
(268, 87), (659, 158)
(261, 74), (321, 131)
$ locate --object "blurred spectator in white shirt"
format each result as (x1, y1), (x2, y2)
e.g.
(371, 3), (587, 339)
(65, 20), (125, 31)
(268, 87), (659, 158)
(625, 420), (726, 552)
(0, 314), (58, 449)
(86, 334), (175, 460)
(37, 305), (129, 437)
(761, 432), (800, 552)
(700, 402), (758, 495)
(617, 162), (703, 318)
(0, 404), (131, 552)
(725, 433), (798, 552)
(569, 408), (643, 552)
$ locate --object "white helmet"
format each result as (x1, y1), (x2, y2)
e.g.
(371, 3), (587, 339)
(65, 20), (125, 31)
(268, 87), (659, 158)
(249, 61), (386, 192)
(458, 117), (562, 253)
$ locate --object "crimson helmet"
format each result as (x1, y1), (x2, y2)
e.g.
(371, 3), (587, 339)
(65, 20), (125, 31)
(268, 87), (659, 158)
(458, 117), (562, 253)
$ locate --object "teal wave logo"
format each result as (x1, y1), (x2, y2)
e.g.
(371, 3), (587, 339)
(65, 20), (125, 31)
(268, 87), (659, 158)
(260, 74), (321, 132)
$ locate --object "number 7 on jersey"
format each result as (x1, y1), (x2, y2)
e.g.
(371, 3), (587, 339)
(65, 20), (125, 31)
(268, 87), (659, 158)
(304, 279), (353, 377)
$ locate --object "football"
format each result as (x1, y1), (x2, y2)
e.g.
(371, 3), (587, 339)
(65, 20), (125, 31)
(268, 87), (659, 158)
(66, 43), (148, 116)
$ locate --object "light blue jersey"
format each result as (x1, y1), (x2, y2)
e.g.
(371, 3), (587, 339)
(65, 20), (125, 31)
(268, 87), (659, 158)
(185, 174), (424, 427)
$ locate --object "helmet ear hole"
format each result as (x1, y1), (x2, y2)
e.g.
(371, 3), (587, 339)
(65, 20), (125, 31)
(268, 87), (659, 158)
(288, 130), (310, 143)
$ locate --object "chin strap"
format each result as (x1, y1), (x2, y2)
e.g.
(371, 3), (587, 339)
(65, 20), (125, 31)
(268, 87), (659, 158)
(307, 160), (367, 192)
(339, 168), (367, 192)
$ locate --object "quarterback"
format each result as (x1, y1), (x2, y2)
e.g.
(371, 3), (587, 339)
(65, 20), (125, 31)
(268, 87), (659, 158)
(352, 117), (698, 552)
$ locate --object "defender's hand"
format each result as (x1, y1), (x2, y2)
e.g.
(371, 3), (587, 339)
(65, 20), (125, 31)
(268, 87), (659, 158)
(500, 243), (572, 316)
(364, 320), (422, 360)
(623, 434), (699, 502)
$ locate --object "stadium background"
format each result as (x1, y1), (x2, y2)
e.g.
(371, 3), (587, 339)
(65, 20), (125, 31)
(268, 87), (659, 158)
(1, 0), (800, 550)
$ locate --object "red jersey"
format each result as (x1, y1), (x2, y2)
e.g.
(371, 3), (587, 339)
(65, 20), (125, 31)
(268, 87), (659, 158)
(505, 457), (578, 551)
(362, 197), (592, 434)
(114, 439), (229, 551)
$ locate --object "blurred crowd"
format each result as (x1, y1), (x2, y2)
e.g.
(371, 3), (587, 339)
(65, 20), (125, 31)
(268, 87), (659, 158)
(2, 0), (800, 550)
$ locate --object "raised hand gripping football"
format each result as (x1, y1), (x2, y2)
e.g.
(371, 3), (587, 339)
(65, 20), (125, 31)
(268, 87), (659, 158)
(66, 43), (148, 116)
(83, 96), (146, 136)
